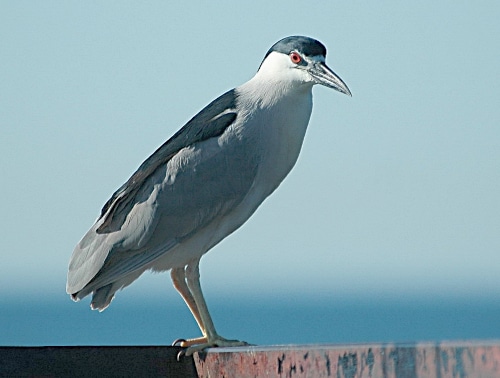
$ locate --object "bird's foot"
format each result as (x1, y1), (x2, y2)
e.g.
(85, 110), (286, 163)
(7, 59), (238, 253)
(183, 337), (250, 357)
(174, 336), (250, 358)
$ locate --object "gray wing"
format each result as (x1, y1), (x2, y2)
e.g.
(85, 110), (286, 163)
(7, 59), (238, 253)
(97, 89), (238, 234)
(67, 89), (258, 294)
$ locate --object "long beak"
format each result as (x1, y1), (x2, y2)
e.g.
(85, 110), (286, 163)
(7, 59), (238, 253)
(308, 62), (352, 96)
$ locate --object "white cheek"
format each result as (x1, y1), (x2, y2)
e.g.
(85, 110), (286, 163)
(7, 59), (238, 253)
(257, 52), (294, 76)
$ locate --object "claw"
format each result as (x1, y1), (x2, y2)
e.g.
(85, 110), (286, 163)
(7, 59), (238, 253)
(172, 338), (186, 347)
(176, 349), (186, 362)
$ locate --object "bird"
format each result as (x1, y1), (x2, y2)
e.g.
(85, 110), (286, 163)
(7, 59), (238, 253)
(66, 35), (351, 355)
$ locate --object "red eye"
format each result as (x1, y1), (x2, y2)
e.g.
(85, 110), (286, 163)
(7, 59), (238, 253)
(290, 52), (302, 64)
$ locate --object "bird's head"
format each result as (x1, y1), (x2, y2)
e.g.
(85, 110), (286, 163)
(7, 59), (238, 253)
(257, 36), (351, 97)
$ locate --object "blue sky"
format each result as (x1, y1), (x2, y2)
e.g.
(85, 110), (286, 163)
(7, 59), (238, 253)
(1, 1), (499, 306)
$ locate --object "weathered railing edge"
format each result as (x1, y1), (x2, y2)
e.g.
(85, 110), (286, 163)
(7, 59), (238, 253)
(195, 340), (500, 378)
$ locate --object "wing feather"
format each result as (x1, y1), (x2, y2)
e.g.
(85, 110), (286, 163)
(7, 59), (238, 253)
(97, 89), (237, 234)
(67, 88), (261, 296)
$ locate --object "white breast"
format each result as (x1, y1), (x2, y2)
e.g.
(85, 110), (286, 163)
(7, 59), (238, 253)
(234, 78), (314, 199)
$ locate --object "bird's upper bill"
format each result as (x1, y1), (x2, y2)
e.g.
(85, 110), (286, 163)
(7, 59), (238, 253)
(307, 59), (351, 97)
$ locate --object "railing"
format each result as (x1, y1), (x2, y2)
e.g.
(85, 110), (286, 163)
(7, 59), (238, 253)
(2, 341), (500, 377)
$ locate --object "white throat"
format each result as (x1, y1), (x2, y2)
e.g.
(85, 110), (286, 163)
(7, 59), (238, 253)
(237, 52), (315, 109)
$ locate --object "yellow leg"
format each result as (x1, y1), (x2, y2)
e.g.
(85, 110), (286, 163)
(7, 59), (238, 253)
(171, 267), (206, 337)
(171, 259), (249, 355)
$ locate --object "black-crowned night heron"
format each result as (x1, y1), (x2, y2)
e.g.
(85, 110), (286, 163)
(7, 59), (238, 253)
(67, 35), (351, 355)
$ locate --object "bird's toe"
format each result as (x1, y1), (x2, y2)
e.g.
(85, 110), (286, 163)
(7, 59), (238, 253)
(180, 336), (250, 357)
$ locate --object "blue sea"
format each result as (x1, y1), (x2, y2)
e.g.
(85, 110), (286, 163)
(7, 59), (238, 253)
(2, 293), (500, 346)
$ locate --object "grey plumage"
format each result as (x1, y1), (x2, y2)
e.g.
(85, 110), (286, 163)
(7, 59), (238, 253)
(67, 89), (256, 305)
(97, 89), (238, 234)
(67, 35), (351, 354)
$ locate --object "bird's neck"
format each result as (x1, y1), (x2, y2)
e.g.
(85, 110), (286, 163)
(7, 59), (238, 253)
(236, 74), (313, 110)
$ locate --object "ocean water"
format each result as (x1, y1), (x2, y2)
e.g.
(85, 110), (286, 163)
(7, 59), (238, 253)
(2, 293), (500, 346)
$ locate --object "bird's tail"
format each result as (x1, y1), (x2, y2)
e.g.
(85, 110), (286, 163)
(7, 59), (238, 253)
(66, 223), (112, 298)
